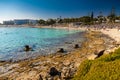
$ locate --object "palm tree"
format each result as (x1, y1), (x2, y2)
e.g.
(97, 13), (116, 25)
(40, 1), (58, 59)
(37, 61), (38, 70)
(97, 11), (103, 23)
(108, 7), (116, 23)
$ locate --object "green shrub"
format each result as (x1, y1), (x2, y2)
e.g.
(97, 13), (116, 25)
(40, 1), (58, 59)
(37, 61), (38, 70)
(73, 60), (92, 80)
(73, 48), (120, 80)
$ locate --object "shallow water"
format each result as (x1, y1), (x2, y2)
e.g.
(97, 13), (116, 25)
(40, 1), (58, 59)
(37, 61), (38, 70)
(0, 27), (84, 61)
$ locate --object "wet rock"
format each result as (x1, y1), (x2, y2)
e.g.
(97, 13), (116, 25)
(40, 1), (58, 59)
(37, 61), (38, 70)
(0, 60), (6, 63)
(24, 45), (32, 52)
(65, 42), (72, 44)
(57, 48), (66, 53)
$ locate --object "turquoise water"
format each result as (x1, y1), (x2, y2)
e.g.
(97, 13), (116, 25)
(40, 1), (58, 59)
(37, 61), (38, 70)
(0, 27), (83, 61)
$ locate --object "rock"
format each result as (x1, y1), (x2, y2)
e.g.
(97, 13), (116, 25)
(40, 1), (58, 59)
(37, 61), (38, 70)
(97, 50), (105, 58)
(87, 50), (105, 60)
(87, 54), (98, 60)
(57, 48), (66, 53)
(24, 45), (32, 52)
(74, 44), (80, 48)
(61, 67), (68, 79)
(74, 62), (80, 68)
(49, 67), (61, 77)
(61, 67), (72, 79)
(63, 60), (71, 66)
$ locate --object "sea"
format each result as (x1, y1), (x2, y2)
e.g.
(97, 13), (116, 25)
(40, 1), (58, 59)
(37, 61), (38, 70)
(0, 27), (85, 61)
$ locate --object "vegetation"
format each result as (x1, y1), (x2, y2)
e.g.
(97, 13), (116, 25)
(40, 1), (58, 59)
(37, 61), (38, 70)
(73, 48), (120, 80)
(37, 19), (46, 25)
(107, 7), (116, 23)
(38, 18), (56, 25)
(37, 7), (120, 25)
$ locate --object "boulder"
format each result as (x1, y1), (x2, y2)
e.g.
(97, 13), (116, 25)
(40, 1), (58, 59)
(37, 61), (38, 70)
(74, 44), (80, 48)
(49, 67), (61, 78)
(97, 50), (105, 58)
(57, 48), (66, 53)
(24, 45), (32, 52)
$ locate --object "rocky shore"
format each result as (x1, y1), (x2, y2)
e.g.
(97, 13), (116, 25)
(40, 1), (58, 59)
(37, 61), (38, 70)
(0, 31), (117, 80)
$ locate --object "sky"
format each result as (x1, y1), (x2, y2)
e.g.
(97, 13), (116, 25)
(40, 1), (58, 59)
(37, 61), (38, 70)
(0, 0), (120, 23)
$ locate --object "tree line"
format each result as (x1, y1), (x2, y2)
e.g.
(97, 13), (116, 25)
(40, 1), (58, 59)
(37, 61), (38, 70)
(38, 8), (120, 25)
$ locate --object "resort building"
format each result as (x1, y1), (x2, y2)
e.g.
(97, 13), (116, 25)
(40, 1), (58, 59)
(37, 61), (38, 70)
(14, 19), (37, 25)
(14, 19), (29, 25)
(3, 19), (37, 25)
(3, 20), (14, 25)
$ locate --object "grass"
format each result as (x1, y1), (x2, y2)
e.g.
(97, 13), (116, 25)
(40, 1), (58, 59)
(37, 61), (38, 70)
(73, 48), (120, 80)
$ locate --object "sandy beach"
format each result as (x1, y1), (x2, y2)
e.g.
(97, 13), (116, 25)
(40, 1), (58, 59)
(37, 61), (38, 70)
(100, 29), (120, 44)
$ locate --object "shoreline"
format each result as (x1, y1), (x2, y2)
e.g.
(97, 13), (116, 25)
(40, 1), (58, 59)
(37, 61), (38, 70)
(0, 29), (117, 79)
(0, 30), (85, 62)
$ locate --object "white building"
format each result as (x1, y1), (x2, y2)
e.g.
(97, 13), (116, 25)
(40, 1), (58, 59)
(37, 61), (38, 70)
(3, 19), (37, 25)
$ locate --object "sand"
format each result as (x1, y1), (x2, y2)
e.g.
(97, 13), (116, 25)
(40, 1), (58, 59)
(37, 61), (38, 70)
(100, 29), (120, 44)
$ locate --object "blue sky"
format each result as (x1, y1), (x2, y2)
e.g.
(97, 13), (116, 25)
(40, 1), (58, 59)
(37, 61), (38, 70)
(0, 0), (120, 23)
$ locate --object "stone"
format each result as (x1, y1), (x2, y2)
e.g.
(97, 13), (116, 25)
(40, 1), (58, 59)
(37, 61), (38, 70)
(87, 54), (98, 60)
(24, 45), (32, 52)
(57, 48), (65, 53)
(63, 60), (71, 66)
(97, 50), (105, 58)
(74, 62), (80, 68)
(74, 44), (80, 48)
(49, 67), (61, 77)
